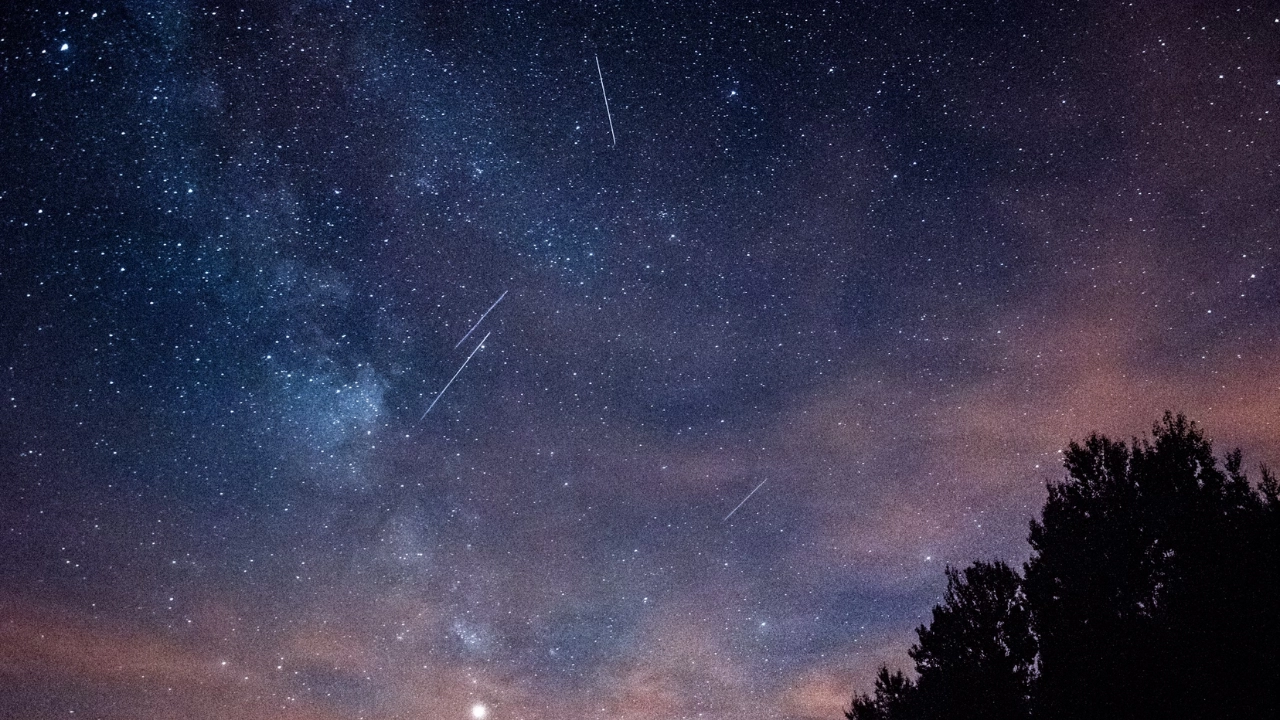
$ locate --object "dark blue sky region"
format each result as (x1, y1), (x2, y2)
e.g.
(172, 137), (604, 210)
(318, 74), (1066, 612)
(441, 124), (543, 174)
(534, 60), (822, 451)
(2, 2), (1277, 719)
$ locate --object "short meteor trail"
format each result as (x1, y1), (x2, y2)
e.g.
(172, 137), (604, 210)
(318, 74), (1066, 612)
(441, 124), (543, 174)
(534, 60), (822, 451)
(595, 54), (617, 147)
(421, 331), (491, 420)
(723, 480), (768, 522)
(455, 290), (507, 349)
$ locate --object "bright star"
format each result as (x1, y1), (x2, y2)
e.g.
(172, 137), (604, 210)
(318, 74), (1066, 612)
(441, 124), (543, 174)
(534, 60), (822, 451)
(471, 704), (488, 720)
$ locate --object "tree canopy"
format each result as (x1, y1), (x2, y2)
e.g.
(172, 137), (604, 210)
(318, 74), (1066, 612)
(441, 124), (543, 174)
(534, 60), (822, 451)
(847, 413), (1280, 720)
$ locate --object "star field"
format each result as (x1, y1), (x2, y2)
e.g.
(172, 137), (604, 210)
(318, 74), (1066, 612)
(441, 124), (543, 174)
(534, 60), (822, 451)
(2, 2), (1278, 719)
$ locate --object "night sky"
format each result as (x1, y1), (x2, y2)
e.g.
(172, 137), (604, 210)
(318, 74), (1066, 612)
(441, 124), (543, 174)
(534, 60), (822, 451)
(2, 2), (1278, 719)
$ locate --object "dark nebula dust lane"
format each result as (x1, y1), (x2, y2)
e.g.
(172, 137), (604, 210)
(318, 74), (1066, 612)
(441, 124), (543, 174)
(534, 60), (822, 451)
(1, 2), (1277, 719)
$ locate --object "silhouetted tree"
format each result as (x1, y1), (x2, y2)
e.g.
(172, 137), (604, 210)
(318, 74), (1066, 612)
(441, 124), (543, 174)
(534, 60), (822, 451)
(910, 561), (1035, 720)
(1025, 413), (1279, 719)
(847, 668), (917, 720)
(848, 561), (1035, 720)
(847, 413), (1280, 720)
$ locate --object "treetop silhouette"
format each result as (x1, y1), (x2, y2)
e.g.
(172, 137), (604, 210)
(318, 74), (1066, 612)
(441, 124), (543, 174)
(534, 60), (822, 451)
(848, 413), (1280, 720)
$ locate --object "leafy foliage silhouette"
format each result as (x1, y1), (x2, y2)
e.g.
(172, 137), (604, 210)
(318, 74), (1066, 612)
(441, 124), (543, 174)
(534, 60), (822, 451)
(847, 414), (1280, 720)
(846, 667), (916, 720)
(847, 562), (1034, 720)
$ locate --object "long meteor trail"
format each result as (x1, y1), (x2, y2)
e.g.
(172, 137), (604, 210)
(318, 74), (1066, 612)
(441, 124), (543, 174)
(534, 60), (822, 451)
(455, 290), (507, 349)
(422, 331), (491, 420)
(595, 55), (616, 147)
(723, 480), (768, 522)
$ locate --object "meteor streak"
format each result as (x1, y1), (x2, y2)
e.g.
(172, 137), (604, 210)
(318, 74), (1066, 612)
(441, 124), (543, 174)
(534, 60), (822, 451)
(455, 290), (507, 349)
(723, 480), (768, 522)
(421, 331), (491, 420)
(595, 55), (617, 147)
